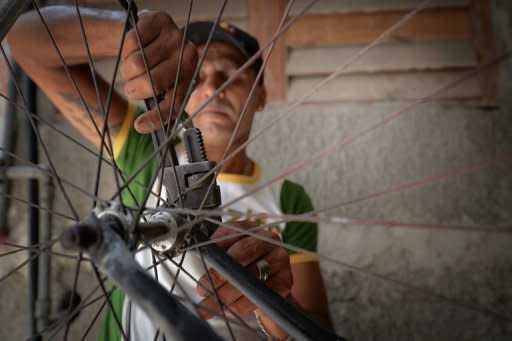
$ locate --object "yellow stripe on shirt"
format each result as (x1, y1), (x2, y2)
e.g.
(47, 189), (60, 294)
(113, 101), (137, 160)
(217, 162), (261, 185)
(290, 253), (318, 264)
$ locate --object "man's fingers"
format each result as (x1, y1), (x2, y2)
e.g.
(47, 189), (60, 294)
(223, 296), (256, 319)
(121, 34), (180, 81)
(196, 268), (226, 297)
(123, 41), (196, 101)
(209, 221), (258, 250)
(133, 87), (185, 133)
(198, 272), (292, 320)
(196, 248), (292, 302)
(198, 280), (242, 319)
(122, 12), (178, 59)
(225, 229), (281, 268)
(124, 58), (180, 99)
(200, 296), (255, 321)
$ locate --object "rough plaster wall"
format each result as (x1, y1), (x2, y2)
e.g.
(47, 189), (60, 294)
(249, 100), (512, 340)
(7, 98), (508, 341)
(3, 97), (511, 340)
(0, 93), (115, 340)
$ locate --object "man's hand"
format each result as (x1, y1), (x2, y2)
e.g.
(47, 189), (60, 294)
(196, 221), (293, 320)
(120, 11), (198, 133)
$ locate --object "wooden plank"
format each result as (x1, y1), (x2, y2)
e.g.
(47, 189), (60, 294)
(288, 71), (480, 102)
(290, 0), (470, 15)
(469, 0), (499, 106)
(175, 18), (247, 30)
(248, 0), (287, 102)
(286, 7), (472, 48)
(0, 47), (7, 95)
(287, 40), (477, 76)
(78, 0), (247, 24)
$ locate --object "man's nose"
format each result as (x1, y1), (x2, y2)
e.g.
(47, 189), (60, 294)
(202, 74), (225, 98)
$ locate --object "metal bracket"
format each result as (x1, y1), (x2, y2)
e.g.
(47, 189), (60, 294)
(162, 128), (221, 210)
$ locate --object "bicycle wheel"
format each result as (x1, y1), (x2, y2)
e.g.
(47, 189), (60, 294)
(1, 0), (511, 340)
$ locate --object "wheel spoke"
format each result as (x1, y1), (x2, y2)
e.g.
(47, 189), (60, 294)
(157, 0), (194, 209)
(0, 241), (79, 260)
(313, 154), (512, 215)
(184, 215), (512, 253)
(126, 0), (230, 233)
(198, 248), (236, 341)
(0, 44), (80, 220)
(79, 297), (107, 341)
(62, 253), (83, 340)
(0, 147), (107, 210)
(220, 51), (512, 209)
(41, 283), (111, 340)
(0, 251), (40, 284)
(162, 253), (257, 334)
(73, 1), (127, 209)
(177, 0), (424, 192)
(169, 251), (186, 294)
(106, 0), (319, 199)
(32, 2), (111, 154)
(0, 190), (75, 221)
(200, 216), (511, 323)
(0, 145), (171, 215)
(189, 0), (296, 216)
(92, 265), (129, 341)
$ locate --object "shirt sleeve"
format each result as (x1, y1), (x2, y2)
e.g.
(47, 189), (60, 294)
(112, 103), (158, 209)
(96, 287), (125, 341)
(279, 179), (318, 264)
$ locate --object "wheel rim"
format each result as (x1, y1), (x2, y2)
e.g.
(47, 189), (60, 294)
(0, 0), (511, 340)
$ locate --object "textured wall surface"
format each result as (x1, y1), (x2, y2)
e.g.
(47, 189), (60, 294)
(2, 98), (510, 340)
(250, 100), (512, 340)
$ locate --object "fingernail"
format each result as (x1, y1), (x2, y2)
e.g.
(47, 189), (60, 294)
(135, 117), (151, 133)
(199, 309), (211, 319)
(198, 303), (213, 320)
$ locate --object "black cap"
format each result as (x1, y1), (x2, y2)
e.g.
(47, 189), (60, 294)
(184, 21), (263, 74)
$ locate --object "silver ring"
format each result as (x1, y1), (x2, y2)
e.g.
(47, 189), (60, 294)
(256, 259), (271, 282)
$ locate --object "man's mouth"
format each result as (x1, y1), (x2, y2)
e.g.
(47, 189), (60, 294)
(202, 104), (233, 118)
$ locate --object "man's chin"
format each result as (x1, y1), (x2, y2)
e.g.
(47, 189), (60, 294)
(195, 123), (232, 145)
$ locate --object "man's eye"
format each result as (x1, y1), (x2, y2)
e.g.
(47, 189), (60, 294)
(227, 70), (244, 81)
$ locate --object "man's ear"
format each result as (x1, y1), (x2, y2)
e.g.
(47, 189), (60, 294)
(256, 85), (267, 111)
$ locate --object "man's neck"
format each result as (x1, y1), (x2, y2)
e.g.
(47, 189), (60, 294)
(205, 144), (253, 176)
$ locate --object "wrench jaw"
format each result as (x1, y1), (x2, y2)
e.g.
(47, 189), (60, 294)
(160, 127), (222, 241)
(162, 161), (221, 211)
(140, 127), (222, 256)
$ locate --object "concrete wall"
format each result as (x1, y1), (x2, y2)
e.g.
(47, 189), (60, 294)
(250, 99), (512, 340)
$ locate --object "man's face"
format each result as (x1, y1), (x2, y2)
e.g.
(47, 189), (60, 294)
(185, 41), (266, 149)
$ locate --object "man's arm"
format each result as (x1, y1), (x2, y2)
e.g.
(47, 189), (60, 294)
(290, 261), (333, 328)
(8, 6), (197, 144)
(259, 179), (333, 338)
(7, 6), (129, 146)
(254, 261), (332, 340)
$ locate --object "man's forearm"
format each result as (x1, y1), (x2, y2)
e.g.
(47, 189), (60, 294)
(8, 5), (126, 67)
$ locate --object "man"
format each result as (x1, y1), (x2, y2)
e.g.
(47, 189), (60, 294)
(8, 6), (332, 340)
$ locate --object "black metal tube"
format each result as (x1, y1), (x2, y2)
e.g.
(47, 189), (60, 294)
(37, 169), (53, 328)
(24, 74), (40, 340)
(197, 226), (344, 341)
(0, 0), (33, 41)
(0, 62), (19, 235)
(87, 216), (223, 341)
